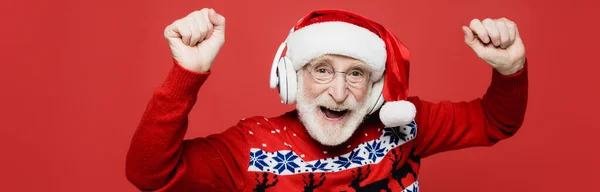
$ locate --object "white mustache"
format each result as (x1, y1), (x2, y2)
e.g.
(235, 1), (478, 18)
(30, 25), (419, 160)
(312, 93), (360, 111)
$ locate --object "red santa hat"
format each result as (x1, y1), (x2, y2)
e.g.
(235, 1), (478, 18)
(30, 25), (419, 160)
(285, 9), (416, 127)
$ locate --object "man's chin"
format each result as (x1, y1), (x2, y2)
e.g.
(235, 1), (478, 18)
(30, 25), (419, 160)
(306, 127), (354, 146)
(301, 110), (359, 146)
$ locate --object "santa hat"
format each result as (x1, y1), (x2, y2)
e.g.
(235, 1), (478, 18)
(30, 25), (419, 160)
(285, 9), (416, 127)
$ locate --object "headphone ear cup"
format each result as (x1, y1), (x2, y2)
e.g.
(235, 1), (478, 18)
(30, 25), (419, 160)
(276, 57), (289, 104)
(283, 57), (297, 104)
(366, 79), (385, 115)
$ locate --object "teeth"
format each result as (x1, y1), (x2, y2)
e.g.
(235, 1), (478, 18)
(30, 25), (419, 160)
(327, 108), (346, 112)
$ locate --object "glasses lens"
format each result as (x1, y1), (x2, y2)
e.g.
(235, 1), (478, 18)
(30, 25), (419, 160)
(346, 66), (368, 84)
(310, 63), (334, 82)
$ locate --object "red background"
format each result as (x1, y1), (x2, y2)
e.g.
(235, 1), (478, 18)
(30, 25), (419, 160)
(1, 0), (598, 191)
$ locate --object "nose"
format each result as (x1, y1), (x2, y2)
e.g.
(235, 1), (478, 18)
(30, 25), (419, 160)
(328, 73), (349, 103)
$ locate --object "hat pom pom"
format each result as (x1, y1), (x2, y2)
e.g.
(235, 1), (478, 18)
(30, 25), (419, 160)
(379, 100), (416, 127)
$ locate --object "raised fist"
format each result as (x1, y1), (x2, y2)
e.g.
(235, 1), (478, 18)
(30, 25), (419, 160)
(462, 18), (526, 75)
(164, 8), (226, 72)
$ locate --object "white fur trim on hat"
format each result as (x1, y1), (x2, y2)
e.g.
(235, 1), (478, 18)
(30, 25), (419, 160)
(285, 21), (387, 82)
(379, 100), (416, 127)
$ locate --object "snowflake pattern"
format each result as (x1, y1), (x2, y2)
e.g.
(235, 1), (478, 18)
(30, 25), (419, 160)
(247, 120), (417, 175)
(365, 140), (386, 163)
(249, 150), (269, 170)
(305, 160), (330, 171)
(333, 150), (365, 169)
(273, 151), (300, 174)
(384, 126), (407, 145)
(409, 121), (417, 136)
(383, 122), (417, 145)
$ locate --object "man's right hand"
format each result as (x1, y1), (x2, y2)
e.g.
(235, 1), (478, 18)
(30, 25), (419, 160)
(164, 8), (226, 72)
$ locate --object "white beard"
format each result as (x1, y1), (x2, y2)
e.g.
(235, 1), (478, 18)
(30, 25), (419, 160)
(295, 72), (372, 146)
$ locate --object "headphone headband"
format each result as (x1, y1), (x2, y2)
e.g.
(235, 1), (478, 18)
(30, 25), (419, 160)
(269, 27), (295, 89)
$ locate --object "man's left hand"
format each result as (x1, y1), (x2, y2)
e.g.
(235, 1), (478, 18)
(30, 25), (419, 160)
(463, 18), (526, 75)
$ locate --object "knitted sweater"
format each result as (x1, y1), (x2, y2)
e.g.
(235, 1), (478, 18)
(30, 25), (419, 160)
(125, 59), (528, 192)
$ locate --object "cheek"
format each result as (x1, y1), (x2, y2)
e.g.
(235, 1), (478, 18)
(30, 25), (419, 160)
(301, 73), (328, 98)
(350, 87), (369, 102)
(303, 81), (328, 98)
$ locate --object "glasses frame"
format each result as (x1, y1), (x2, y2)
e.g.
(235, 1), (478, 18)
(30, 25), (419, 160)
(306, 62), (371, 88)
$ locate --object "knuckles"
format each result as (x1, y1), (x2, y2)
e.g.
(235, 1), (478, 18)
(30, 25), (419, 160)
(469, 17), (519, 39)
(163, 8), (218, 41)
(482, 18), (494, 24)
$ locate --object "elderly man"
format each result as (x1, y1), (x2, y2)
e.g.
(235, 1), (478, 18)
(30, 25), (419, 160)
(126, 8), (528, 192)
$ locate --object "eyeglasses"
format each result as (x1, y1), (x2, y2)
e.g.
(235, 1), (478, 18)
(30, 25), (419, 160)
(307, 62), (370, 88)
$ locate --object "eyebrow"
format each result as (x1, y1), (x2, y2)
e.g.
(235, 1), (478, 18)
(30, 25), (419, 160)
(350, 61), (368, 68)
(307, 55), (371, 71)
(309, 55), (332, 65)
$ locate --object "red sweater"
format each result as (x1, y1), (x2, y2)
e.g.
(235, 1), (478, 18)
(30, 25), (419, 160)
(125, 59), (528, 192)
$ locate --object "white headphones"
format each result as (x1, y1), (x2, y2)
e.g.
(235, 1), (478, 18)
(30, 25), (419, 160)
(269, 27), (386, 115)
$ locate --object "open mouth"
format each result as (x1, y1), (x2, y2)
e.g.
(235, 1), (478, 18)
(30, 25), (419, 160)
(319, 106), (349, 121)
